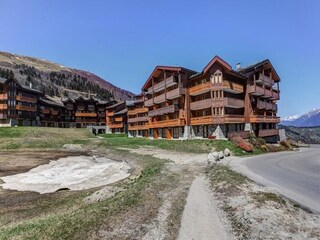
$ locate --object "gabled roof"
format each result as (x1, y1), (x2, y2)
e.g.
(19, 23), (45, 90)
(190, 55), (247, 80)
(238, 59), (281, 81)
(105, 100), (125, 110)
(39, 97), (65, 108)
(114, 108), (128, 116)
(4, 76), (43, 95)
(142, 66), (196, 91)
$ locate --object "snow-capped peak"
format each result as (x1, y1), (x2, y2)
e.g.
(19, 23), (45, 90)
(281, 115), (300, 121)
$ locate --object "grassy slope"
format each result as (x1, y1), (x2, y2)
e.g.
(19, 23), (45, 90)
(279, 125), (320, 144)
(0, 127), (93, 149)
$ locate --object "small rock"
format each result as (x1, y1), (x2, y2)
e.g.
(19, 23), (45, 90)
(224, 148), (231, 157)
(218, 151), (224, 159)
(207, 151), (219, 163)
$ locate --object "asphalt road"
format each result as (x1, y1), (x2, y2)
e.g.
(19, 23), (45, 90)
(230, 145), (320, 213)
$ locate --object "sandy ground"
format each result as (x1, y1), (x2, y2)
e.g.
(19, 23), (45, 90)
(178, 176), (233, 240)
(0, 156), (131, 194)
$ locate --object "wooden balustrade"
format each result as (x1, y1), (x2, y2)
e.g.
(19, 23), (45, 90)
(16, 105), (36, 112)
(147, 76), (177, 93)
(148, 105), (179, 117)
(75, 112), (97, 117)
(128, 125), (148, 131)
(250, 115), (280, 123)
(107, 111), (114, 117)
(128, 116), (149, 123)
(128, 107), (148, 116)
(257, 73), (274, 86)
(41, 108), (50, 114)
(0, 104), (8, 110)
(223, 98), (244, 108)
(190, 98), (212, 111)
(189, 81), (212, 96)
(147, 118), (185, 128)
(223, 81), (243, 93)
(16, 95), (37, 103)
(108, 123), (124, 128)
(115, 116), (123, 122)
(0, 93), (8, 100)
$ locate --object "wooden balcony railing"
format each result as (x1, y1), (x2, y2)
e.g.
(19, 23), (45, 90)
(223, 98), (244, 108)
(16, 105), (37, 112)
(223, 81), (243, 93)
(271, 90), (279, 100)
(75, 112), (97, 117)
(115, 116), (123, 122)
(16, 95), (37, 103)
(190, 114), (245, 125)
(107, 111), (114, 117)
(250, 115), (280, 123)
(0, 104), (8, 110)
(258, 129), (279, 137)
(257, 99), (266, 109)
(108, 123), (124, 129)
(154, 93), (166, 104)
(190, 98), (212, 111)
(128, 116), (149, 123)
(257, 73), (274, 86)
(147, 118), (185, 128)
(262, 88), (272, 98)
(0, 93), (8, 100)
(189, 81), (212, 96)
(272, 104), (278, 111)
(51, 109), (59, 115)
(0, 113), (7, 119)
(149, 104), (179, 117)
(41, 108), (50, 114)
(247, 85), (264, 96)
(166, 87), (186, 99)
(265, 102), (273, 110)
(128, 125), (148, 131)
(144, 98), (154, 107)
(128, 107), (148, 116)
(190, 115), (213, 125)
(147, 76), (177, 93)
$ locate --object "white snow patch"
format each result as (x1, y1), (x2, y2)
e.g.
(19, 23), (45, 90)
(0, 156), (131, 194)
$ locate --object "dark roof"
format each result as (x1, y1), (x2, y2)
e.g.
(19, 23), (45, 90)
(237, 59), (269, 72)
(39, 97), (65, 107)
(126, 100), (136, 107)
(106, 100), (124, 109)
(114, 108), (128, 116)
(20, 85), (43, 95)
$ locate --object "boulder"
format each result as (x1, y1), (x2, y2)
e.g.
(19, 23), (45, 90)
(224, 148), (231, 157)
(231, 136), (253, 152)
(207, 151), (219, 163)
(218, 151), (224, 159)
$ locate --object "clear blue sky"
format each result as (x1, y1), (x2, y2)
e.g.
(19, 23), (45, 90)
(0, 0), (319, 117)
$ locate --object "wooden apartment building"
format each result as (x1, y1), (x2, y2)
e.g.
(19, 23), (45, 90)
(126, 55), (281, 142)
(105, 101), (127, 133)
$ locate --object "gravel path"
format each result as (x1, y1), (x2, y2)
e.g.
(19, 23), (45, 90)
(177, 175), (232, 240)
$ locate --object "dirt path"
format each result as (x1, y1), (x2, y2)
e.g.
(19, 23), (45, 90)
(177, 175), (232, 240)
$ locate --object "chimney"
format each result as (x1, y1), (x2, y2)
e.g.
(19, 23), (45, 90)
(236, 63), (241, 70)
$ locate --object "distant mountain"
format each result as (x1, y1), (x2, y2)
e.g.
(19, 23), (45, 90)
(281, 109), (320, 127)
(0, 51), (135, 101)
(279, 125), (320, 144)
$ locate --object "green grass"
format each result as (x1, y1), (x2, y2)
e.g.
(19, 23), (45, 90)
(0, 153), (167, 240)
(100, 133), (128, 138)
(100, 137), (257, 156)
(0, 127), (94, 149)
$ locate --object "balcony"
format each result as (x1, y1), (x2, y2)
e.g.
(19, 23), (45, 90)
(250, 115), (280, 123)
(154, 93), (166, 104)
(256, 73), (274, 86)
(257, 99), (266, 109)
(189, 82), (212, 96)
(16, 95), (37, 103)
(272, 104), (278, 111)
(258, 129), (279, 137)
(261, 88), (272, 98)
(128, 107), (148, 116)
(148, 104), (179, 117)
(0, 113), (7, 119)
(223, 81), (243, 94)
(145, 98), (154, 107)
(0, 93), (8, 100)
(0, 104), (8, 110)
(115, 116), (123, 122)
(128, 116), (149, 123)
(247, 85), (264, 96)
(109, 123), (124, 129)
(107, 111), (114, 117)
(271, 90), (280, 100)
(166, 87), (186, 99)
(128, 124), (148, 131)
(16, 105), (37, 112)
(190, 114), (245, 125)
(265, 102), (273, 110)
(147, 118), (185, 128)
(223, 98), (244, 108)
(41, 108), (50, 114)
(190, 98), (212, 111)
(147, 76), (177, 94)
(75, 112), (97, 117)
(51, 109), (59, 115)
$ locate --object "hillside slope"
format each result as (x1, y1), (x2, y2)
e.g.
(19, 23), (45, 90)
(279, 125), (320, 144)
(281, 109), (320, 127)
(0, 51), (135, 101)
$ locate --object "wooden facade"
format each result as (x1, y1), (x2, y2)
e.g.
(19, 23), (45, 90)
(105, 101), (127, 133)
(127, 56), (281, 142)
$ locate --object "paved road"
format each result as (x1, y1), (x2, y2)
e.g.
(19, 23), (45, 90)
(230, 145), (320, 213)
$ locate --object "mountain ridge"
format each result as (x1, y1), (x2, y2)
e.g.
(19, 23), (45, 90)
(281, 108), (320, 127)
(0, 51), (135, 101)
